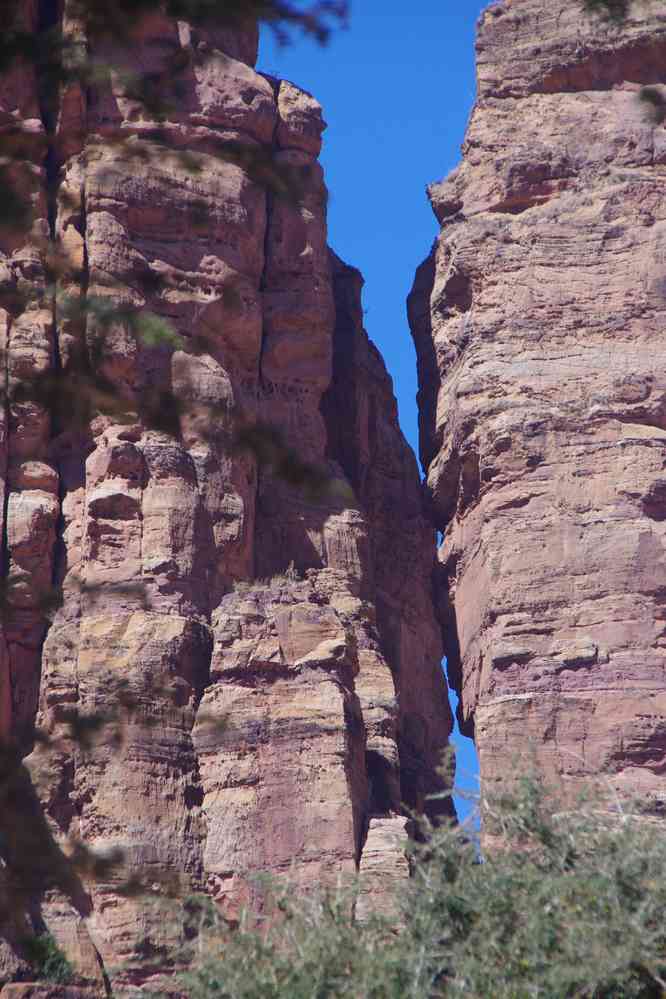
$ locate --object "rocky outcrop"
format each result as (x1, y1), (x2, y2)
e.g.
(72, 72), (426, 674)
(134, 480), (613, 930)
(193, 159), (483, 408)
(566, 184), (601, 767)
(0, 1), (450, 992)
(410, 0), (666, 808)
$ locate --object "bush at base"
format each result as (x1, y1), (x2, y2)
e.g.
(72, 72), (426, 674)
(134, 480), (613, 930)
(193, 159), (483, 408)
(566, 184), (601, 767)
(180, 777), (666, 999)
(22, 934), (74, 986)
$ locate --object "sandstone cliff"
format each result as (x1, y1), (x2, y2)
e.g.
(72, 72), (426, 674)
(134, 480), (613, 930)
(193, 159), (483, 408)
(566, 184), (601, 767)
(410, 0), (666, 808)
(0, 3), (450, 992)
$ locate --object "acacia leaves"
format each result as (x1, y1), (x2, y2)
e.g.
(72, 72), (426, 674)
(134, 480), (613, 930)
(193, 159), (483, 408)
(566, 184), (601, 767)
(179, 778), (666, 999)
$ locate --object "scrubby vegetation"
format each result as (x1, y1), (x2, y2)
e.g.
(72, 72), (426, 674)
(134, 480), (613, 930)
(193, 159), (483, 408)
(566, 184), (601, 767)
(176, 777), (666, 999)
(23, 932), (74, 985)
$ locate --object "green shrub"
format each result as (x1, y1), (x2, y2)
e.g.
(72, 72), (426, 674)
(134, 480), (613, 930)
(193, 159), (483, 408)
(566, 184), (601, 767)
(180, 777), (666, 998)
(23, 932), (74, 985)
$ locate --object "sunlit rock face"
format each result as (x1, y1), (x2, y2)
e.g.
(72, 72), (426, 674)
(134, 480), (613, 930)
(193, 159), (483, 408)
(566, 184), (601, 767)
(410, 0), (666, 808)
(0, 2), (450, 991)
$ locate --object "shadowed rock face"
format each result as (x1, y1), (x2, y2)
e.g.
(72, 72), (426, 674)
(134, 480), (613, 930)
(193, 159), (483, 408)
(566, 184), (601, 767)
(0, 3), (450, 991)
(409, 0), (666, 808)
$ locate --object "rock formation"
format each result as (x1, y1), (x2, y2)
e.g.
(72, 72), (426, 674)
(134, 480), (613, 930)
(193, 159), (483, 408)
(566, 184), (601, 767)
(410, 0), (666, 808)
(0, 2), (451, 993)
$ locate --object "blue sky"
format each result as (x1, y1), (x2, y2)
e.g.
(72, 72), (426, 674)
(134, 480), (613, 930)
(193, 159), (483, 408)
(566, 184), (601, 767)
(258, 2), (485, 820)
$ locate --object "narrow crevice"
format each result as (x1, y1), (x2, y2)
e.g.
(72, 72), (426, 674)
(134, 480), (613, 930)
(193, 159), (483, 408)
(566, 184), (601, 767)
(321, 252), (363, 491)
(0, 318), (11, 593)
(342, 690), (370, 871)
(435, 548), (473, 741)
(257, 73), (281, 390)
(185, 625), (214, 931)
(98, 950), (113, 998)
(260, 186), (274, 297)
(408, 236), (481, 810)
(33, 0), (66, 746)
(407, 247), (442, 472)
(0, 0), (23, 722)
(44, 147), (59, 241)
(366, 749), (399, 815)
(355, 749), (404, 870)
(433, 546), (479, 827)
(257, 188), (274, 401)
(37, 0), (62, 239)
(37, 2), (61, 47)
(251, 75), (281, 580)
(37, 0), (64, 377)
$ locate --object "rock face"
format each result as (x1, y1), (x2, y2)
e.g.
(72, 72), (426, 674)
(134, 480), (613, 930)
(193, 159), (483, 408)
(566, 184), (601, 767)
(410, 0), (666, 808)
(0, 988), (102, 999)
(0, 2), (450, 992)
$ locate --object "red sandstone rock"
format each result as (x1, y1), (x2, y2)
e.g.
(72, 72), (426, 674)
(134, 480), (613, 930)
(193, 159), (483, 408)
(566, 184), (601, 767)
(356, 816), (411, 923)
(0, 987), (104, 999)
(0, 3), (449, 990)
(409, 0), (666, 808)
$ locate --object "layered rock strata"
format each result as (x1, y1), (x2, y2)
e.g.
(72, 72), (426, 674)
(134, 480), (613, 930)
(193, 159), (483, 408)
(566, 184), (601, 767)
(410, 0), (666, 807)
(0, 3), (450, 992)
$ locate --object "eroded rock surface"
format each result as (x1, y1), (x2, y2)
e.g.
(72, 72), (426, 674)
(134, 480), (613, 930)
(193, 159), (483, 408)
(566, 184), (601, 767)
(410, 0), (666, 806)
(0, 2), (449, 991)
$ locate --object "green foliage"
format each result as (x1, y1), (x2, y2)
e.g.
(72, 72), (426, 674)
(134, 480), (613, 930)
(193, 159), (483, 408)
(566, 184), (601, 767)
(581, 0), (632, 22)
(233, 422), (355, 502)
(0, 1), (347, 74)
(22, 933), (74, 985)
(639, 86), (666, 125)
(182, 889), (408, 999)
(69, 0), (348, 47)
(412, 778), (666, 998)
(177, 778), (666, 998)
